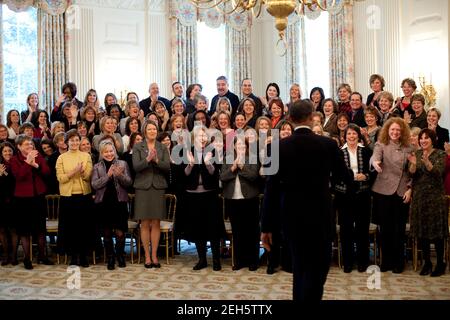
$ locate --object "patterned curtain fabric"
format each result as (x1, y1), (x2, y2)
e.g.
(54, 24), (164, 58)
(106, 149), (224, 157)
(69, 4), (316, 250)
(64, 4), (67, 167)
(225, 26), (251, 97)
(0, 4), (4, 123)
(170, 0), (198, 86)
(38, 9), (69, 111)
(329, 3), (355, 99)
(3, 0), (69, 14)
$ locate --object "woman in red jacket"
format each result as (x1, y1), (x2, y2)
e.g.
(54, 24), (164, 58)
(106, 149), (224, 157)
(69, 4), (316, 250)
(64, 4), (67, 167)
(10, 134), (53, 269)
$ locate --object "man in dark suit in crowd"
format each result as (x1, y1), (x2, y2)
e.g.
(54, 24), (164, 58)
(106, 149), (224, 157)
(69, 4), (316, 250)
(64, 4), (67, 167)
(209, 76), (240, 117)
(261, 99), (352, 301)
(139, 82), (171, 116)
(241, 78), (263, 117)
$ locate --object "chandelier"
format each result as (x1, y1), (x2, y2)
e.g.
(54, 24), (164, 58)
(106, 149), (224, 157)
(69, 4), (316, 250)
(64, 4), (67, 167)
(189, 0), (347, 41)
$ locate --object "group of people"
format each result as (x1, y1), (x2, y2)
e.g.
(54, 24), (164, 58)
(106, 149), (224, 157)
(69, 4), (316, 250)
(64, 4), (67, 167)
(0, 75), (448, 297)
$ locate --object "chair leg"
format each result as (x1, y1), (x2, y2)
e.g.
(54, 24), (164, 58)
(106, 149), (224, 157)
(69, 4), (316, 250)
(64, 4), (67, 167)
(165, 232), (169, 265)
(171, 231), (174, 257)
(130, 234), (134, 264)
(93, 251), (96, 265)
(374, 233), (378, 265)
(231, 237), (234, 268)
(337, 234), (342, 269)
(137, 233), (141, 264)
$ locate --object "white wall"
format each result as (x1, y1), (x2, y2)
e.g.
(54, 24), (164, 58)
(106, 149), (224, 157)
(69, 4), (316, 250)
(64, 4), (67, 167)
(69, 0), (171, 105)
(353, 0), (450, 127)
(400, 0), (449, 126)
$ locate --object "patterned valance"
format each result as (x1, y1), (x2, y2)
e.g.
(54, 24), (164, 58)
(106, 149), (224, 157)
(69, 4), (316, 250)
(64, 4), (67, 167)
(2, 0), (70, 15)
(170, 0), (251, 30)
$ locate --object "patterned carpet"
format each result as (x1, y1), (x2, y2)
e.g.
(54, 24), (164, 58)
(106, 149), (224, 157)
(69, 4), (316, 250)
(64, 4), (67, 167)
(0, 242), (449, 300)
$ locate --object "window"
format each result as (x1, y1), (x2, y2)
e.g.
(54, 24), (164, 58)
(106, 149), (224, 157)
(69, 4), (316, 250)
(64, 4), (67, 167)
(300, 12), (330, 97)
(2, 5), (38, 119)
(197, 21), (226, 104)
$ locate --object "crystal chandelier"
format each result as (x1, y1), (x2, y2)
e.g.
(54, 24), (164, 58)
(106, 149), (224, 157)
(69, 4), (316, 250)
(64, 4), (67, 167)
(190, 0), (347, 41)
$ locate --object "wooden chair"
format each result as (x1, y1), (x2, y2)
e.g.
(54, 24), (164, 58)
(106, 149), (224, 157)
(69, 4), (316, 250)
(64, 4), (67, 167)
(126, 193), (140, 264)
(137, 194), (177, 264)
(159, 194), (177, 264)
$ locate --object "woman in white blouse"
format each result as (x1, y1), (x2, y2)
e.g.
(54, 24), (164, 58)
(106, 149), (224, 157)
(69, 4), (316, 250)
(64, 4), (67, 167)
(220, 137), (260, 271)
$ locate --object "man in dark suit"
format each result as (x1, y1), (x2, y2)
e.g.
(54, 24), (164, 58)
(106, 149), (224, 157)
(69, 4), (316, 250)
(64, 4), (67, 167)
(209, 76), (240, 117)
(139, 83), (171, 116)
(349, 92), (367, 128)
(261, 99), (352, 301)
(241, 78), (263, 117)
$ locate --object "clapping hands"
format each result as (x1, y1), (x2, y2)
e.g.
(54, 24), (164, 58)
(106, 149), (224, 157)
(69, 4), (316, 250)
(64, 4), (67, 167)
(146, 148), (158, 163)
(25, 150), (39, 168)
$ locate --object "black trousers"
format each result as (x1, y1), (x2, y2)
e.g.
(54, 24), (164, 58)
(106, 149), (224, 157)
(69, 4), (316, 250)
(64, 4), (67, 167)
(291, 240), (332, 301)
(226, 198), (260, 267)
(335, 191), (371, 268)
(374, 192), (409, 269)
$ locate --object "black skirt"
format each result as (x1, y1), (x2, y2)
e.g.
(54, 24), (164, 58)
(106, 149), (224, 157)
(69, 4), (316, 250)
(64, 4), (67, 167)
(57, 194), (96, 255)
(182, 191), (225, 242)
(13, 196), (46, 236)
(96, 200), (129, 232)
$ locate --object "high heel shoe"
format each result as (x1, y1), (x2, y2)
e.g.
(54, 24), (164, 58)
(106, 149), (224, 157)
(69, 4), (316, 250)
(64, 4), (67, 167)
(419, 262), (432, 276)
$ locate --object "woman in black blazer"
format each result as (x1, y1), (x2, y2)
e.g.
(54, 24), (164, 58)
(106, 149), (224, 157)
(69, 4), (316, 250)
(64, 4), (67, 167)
(427, 108), (449, 150)
(334, 124), (373, 273)
(220, 136), (260, 271)
(182, 127), (224, 271)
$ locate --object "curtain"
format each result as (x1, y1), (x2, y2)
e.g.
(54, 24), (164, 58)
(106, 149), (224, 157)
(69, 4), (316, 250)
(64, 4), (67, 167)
(171, 19), (198, 88)
(3, 0), (69, 14)
(170, 0), (198, 87)
(0, 4), (3, 124)
(329, 3), (355, 99)
(226, 26), (251, 97)
(38, 9), (69, 111)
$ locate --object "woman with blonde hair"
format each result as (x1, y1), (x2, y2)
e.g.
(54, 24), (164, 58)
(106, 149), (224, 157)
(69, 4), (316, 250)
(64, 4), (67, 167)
(371, 117), (413, 273)
(92, 140), (132, 270)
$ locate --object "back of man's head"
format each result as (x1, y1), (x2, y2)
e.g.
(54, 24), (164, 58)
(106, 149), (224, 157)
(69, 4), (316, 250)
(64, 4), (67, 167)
(289, 99), (313, 124)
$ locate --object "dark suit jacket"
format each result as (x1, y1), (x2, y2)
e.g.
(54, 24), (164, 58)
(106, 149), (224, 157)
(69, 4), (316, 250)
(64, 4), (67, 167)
(140, 96), (171, 116)
(436, 125), (449, 150)
(132, 140), (170, 190)
(261, 128), (352, 258)
(350, 108), (367, 128)
(220, 161), (260, 199)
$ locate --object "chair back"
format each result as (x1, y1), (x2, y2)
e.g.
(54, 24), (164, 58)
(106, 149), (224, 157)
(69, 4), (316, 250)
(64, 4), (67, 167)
(164, 194), (177, 222)
(45, 194), (60, 221)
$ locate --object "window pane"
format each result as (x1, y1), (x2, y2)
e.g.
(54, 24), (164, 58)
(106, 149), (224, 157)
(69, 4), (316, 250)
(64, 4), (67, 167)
(2, 5), (38, 119)
(197, 22), (226, 105)
(304, 12), (330, 97)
